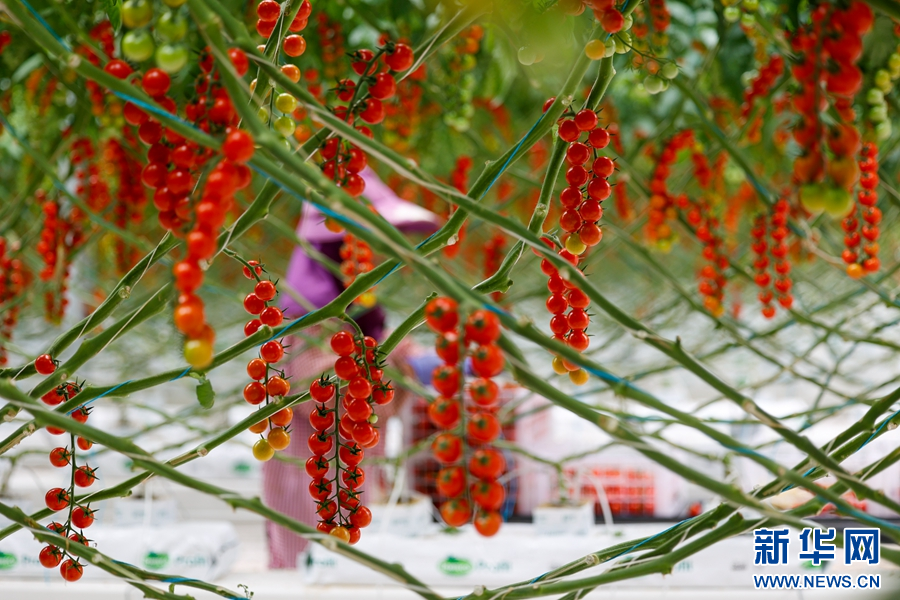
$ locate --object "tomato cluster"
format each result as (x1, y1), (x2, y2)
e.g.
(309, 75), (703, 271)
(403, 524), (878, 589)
(741, 54), (784, 144)
(255, 0), (311, 53)
(305, 330), (390, 544)
(677, 194), (729, 317)
(645, 130), (694, 247)
(750, 199), (793, 318)
(791, 2), (872, 206)
(108, 136), (148, 273)
(425, 297), (507, 536)
(37, 193), (81, 324)
(0, 237), (25, 366)
(843, 141), (881, 278)
(38, 381), (97, 583)
(239, 262), (293, 459)
(338, 234), (376, 307)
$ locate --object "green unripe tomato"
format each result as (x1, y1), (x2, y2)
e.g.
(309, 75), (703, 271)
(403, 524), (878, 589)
(740, 13), (756, 27)
(889, 53), (900, 73)
(614, 34), (631, 55)
(622, 15), (633, 30)
(869, 104), (888, 123)
(603, 38), (616, 58)
(155, 44), (189, 73)
(723, 6), (741, 22)
(275, 93), (297, 114)
(122, 0), (153, 29)
(257, 106), (270, 122)
(822, 187), (853, 218)
(274, 115), (295, 137)
(743, 0), (759, 11)
(875, 120), (892, 141)
(156, 11), (188, 42)
(875, 69), (892, 92)
(799, 183), (827, 214)
(644, 75), (664, 95)
(122, 30), (155, 62)
(867, 88), (884, 105)
(517, 47), (536, 66)
(162, 0), (187, 6)
(660, 62), (679, 80)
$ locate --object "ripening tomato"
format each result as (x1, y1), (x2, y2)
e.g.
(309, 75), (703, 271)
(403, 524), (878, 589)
(439, 498), (472, 527)
(432, 365), (461, 396)
(474, 510), (502, 536)
(271, 408), (293, 427)
(471, 345), (504, 377)
(471, 480), (505, 511)
(436, 466), (467, 497)
(267, 427), (291, 451)
(432, 433), (462, 464)
(428, 397), (460, 429)
(469, 448), (505, 480)
(424, 297), (458, 333)
(253, 439), (275, 461)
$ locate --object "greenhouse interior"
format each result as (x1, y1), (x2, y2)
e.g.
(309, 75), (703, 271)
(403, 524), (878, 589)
(2, 0), (900, 598)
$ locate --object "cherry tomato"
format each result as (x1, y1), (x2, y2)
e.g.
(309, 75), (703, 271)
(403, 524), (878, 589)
(424, 297), (459, 333)
(72, 506), (95, 529)
(428, 397), (460, 429)
(49, 447), (70, 468)
(309, 404), (335, 431)
(342, 466), (365, 489)
(60, 559), (83, 581)
(308, 431), (334, 455)
(469, 378), (499, 407)
(271, 408), (293, 427)
(465, 310), (501, 345)
(306, 456), (330, 478)
(310, 379), (335, 402)
(471, 344), (504, 377)
(45, 488), (70, 511)
(267, 427), (291, 451)
(334, 356), (360, 380)
(432, 365), (461, 396)
(266, 375), (290, 397)
(344, 396), (373, 422)
(432, 433), (462, 464)
(330, 331), (356, 356)
(435, 331), (460, 365)
(74, 466), (97, 488)
(339, 443), (364, 467)
(349, 505), (372, 528)
(350, 421), (376, 446)
(39, 545), (62, 568)
(439, 497), (472, 527)
(474, 510), (502, 536)
(260, 340), (284, 363)
(247, 358), (268, 380)
(469, 448), (505, 480)
(309, 477), (333, 501)
(348, 377), (373, 400)
(243, 381), (266, 405)
(467, 412), (501, 444)
(471, 480), (505, 511)
(34, 354), (57, 375)
(437, 466), (467, 497)
(252, 439), (275, 461)
(372, 383), (394, 405)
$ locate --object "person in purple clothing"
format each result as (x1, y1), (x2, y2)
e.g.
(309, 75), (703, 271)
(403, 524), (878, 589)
(262, 168), (440, 568)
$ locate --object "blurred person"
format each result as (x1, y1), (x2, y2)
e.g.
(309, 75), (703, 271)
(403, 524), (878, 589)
(262, 168), (440, 568)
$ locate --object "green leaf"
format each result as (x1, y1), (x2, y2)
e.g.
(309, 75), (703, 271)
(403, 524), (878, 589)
(101, 0), (123, 33)
(196, 376), (215, 409)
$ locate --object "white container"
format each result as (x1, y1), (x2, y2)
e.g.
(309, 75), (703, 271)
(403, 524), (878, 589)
(368, 492), (435, 536)
(533, 502), (594, 535)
